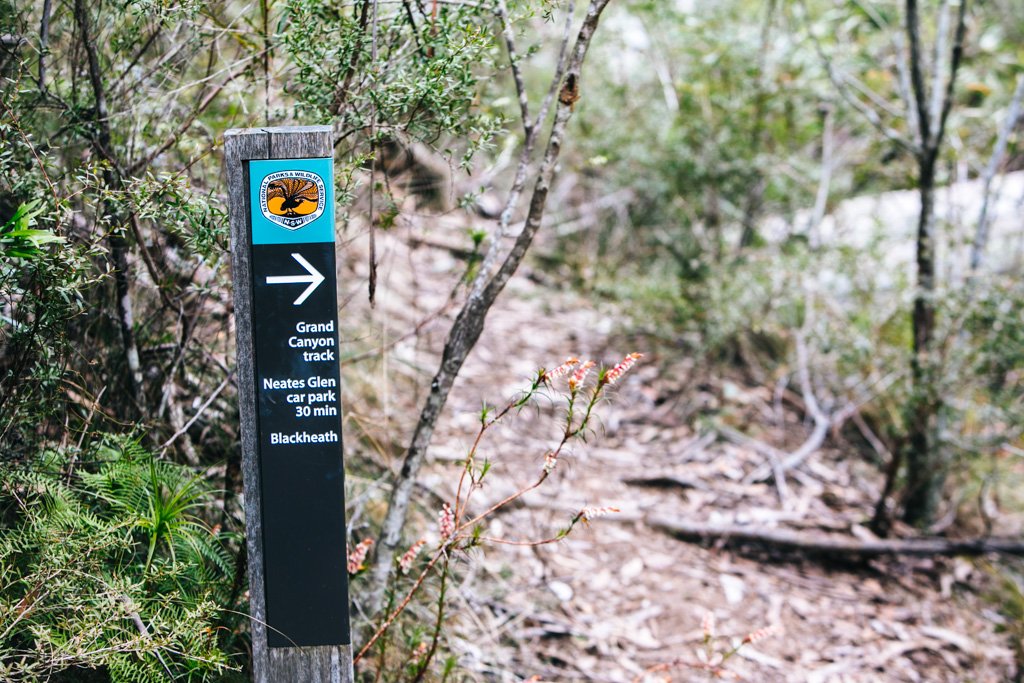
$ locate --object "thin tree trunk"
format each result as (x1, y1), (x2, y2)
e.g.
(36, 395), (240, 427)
(363, 0), (613, 616)
(904, 159), (942, 527)
(75, 0), (146, 415)
(737, 0), (777, 251)
(900, 0), (968, 527)
(38, 0), (53, 92)
(807, 103), (834, 247)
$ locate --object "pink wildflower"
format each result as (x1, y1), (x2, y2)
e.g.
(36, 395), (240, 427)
(543, 451), (558, 474)
(543, 357), (579, 383)
(412, 641), (429, 659)
(398, 539), (426, 574)
(603, 352), (643, 385)
(701, 611), (716, 640)
(438, 503), (455, 540)
(347, 538), (373, 574)
(568, 360), (596, 392)
(579, 505), (620, 523)
(741, 624), (780, 645)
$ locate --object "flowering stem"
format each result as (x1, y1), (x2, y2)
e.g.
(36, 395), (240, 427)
(476, 530), (575, 546)
(457, 473), (549, 531)
(571, 384), (604, 437)
(454, 423), (493, 518)
(359, 353), (642, 672)
(355, 549), (445, 663)
(411, 552), (450, 683)
(453, 379), (541, 527)
(371, 584), (397, 683)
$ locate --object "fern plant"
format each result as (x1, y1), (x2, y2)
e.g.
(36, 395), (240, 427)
(0, 437), (237, 682)
(81, 440), (232, 578)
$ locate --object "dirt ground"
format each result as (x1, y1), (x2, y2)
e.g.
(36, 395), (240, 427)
(341, 227), (1020, 683)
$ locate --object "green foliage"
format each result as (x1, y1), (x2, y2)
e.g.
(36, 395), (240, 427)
(81, 440), (230, 577)
(965, 279), (1024, 403)
(561, 0), (1023, 528)
(282, 0), (507, 209)
(0, 202), (64, 259)
(564, 0), (843, 279)
(938, 278), (1024, 516)
(0, 147), (105, 456)
(2, 16), (245, 679)
(0, 0), (1019, 674)
(0, 437), (235, 681)
(125, 174), (228, 262)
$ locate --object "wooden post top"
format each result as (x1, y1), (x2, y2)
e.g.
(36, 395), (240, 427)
(224, 126), (334, 161)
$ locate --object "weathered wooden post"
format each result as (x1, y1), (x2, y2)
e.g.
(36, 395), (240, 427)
(225, 126), (353, 683)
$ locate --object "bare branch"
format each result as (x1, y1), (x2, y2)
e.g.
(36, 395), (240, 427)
(740, 287), (899, 486)
(843, 70), (905, 119)
(928, 0), (952, 132)
(109, 25), (165, 95)
(649, 517), (1024, 557)
(970, 73), (1024, 272)
(892, 31), (920, 143)
(807, 103), (834, 243)
(496, 0), (532, 138)
(128, 67), (245, 174)
(38, 0), (53, 92)
(800, 6), (920, 156)
(905, 0), (933, 148)
(532, 0), (577, 136)
(850, 0), (919, 139)
(933, 0), (968, 152)
(110, 28), (189, 105)
(117, 595), (174, 679)
(159, 372), (233, 453)
(369, 0), (380, 305)
(471, 0), (576, 300)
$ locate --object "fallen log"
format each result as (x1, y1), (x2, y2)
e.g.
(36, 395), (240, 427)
(647, 516), (1024, 557)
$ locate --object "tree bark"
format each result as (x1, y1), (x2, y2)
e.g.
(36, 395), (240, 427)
(903, 159), (942, 527)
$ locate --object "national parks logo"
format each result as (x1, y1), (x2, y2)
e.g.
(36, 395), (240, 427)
(258, 170), (327, 230)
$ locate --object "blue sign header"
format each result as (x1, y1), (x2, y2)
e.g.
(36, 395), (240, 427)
(250, 157), (335, 245)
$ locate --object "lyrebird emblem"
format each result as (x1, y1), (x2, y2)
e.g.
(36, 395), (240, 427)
(259, 170), (327, 230)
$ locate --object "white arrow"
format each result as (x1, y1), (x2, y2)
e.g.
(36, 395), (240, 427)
(266, 253), (325, 306)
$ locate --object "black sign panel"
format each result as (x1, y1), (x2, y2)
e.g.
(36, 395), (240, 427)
(248, 158), (349, 647)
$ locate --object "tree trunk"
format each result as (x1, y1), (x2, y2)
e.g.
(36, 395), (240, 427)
(903, 156), (944, 526)
(74, 0), (146, 417)
(363, 0), (613, 616)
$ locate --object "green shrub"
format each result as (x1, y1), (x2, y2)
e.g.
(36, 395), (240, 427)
(0, 437), (236, 681)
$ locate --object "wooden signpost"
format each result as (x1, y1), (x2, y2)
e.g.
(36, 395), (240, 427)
(225, 126), (353, 683)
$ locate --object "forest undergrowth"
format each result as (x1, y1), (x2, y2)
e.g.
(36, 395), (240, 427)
(335, 214), (1024, 682)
